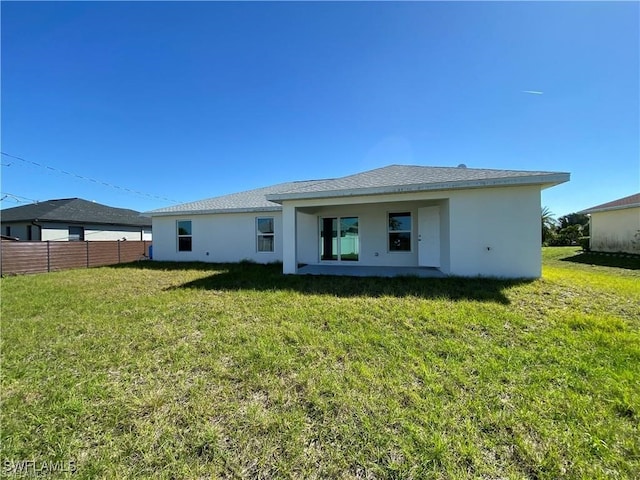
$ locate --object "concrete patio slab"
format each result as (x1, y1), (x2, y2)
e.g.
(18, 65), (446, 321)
(296, 264), (446, 278)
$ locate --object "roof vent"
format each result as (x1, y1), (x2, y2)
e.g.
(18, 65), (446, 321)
(457, 163), (467, 168)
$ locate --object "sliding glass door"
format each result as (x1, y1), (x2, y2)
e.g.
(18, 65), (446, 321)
(320, 217), (359, 262)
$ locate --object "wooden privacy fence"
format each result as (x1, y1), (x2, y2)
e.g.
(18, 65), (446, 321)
(0, 240), (151, 276)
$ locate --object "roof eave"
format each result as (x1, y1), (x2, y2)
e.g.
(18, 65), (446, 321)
(579, 203), (640, 215)
(146, 206), (283, 217)
(266, 173), (570, 203)
(0, 217), (151, 227)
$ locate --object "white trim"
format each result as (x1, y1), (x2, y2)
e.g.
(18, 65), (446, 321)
(256, 216), (275, 253)
(387, 211), (412, 253)
(318, 215), (360, 263)
(580, 203), (640, 214)
(149, 206), (281, 217)
(176, 219), (192, 252)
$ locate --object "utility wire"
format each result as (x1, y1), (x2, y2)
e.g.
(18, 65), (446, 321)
(0, 192), (156, 220)
(1, 151), (182, 204)
(0, 193), (77, 210)
(0, 192), (39, 204)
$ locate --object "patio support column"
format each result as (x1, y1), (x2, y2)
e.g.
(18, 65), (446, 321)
(282, 203), (297, 274)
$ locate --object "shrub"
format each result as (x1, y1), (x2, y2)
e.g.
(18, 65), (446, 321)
(578, 236), (590, 252)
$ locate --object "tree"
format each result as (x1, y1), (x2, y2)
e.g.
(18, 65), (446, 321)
(556, 224), (582, 245)
(541, 206), (556, 244)
(548, 212), (590, 246)
(557, 213), (589, 237)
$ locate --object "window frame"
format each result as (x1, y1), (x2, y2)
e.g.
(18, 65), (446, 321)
(388, 211), (412, 253)
(256, 217), (275, 253)
(177, 220), (192, 252)
(68, 226), (85, 242)
(319, 216), (360, 262)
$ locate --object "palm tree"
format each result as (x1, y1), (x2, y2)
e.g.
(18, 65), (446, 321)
(541, 206), (556, 244)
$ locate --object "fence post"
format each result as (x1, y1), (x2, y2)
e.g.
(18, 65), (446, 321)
(118, 240), (121, 264)
(86, 241), (90, 268)
(47, 241), (51, 272)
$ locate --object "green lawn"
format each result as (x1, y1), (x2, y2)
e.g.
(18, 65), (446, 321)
(1, 247), (638, 479)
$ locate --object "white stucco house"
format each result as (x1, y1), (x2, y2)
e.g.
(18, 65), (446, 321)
(148, 164), (569, 278)
(579, 193), (640, 254)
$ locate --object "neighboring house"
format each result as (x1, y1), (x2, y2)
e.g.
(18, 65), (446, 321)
(0, 198), (152, 242)
(579, 193), (640, 254)
(148, 164), (569, 278)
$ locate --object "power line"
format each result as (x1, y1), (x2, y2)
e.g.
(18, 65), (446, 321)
(1, 151), (182, 204)
(0, 193), (156, 223)
(0, 192), (38, 204)
(0, 193), (68, 209)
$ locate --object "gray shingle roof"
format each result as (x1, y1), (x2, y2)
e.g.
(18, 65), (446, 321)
(0, 198), (151, 227)
(148, 164), (570, 215)
(267, 165), (569, 201)
(147, 180), (326, 215)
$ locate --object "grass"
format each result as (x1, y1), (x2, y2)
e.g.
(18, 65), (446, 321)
(1, 247), (638, 479)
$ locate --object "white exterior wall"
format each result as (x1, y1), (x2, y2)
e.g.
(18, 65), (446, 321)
(590, 207), (640, 254)
(33, 223), (151, 241)
(39, 225), (69, 241)
(447, 186), (541, 278)
(296, 211), (318, 264)
(439, 200), (451, 274)
(152, 212), (282, 263)
(282, 205), (297, 273)
(84, 225), (150, 241)
(2, 222), (151, 241)
(151, 185), (543, 278)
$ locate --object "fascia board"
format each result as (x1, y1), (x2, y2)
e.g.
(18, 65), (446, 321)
(580, 203), (640, 214)
(266, 173), (570, 203)
(146, 206), (282, 217)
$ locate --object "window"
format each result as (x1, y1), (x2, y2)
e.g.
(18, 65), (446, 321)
(388, 212), (411, 251)
(256, 217), (275, 252)
(68, 226), (84, 241)
(4, 226), (11, 237)
(27, 225), (33, 241)
(177, 220), (192, 252)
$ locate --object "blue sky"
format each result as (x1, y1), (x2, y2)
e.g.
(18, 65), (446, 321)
(2, 1), (638, 218)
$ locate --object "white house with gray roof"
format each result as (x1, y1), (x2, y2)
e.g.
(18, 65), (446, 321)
(147, 164), (569, 278)
(579, 193), (640, 254)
